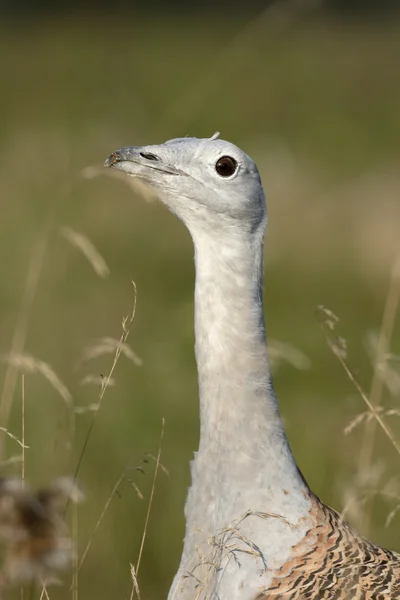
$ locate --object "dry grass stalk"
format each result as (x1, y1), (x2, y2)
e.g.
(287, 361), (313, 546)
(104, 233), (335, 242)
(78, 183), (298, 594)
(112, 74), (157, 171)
(82, 337), (142, 367)
(142, 453), (170, 479)
(77, 472), (125, 575)
(130, 564), (141, 600)
(340, 464), (387, 522)
(82, 165), (158, 202)
(1, 354), (72, 408)
(357, 256), (400, 530)
(268, 340), (310, 372)
(175, 510), (295, 600)
(20, 376), (25, 600)
(73, 404), (99, 415)
(20, 376), (26, 600)
(365, 331), (400, 396)
(60, 226), (110, 279)
(341, 485), (400, 529)
(79, 375), (116, 388)
(21, 376), (25, 486)
(0, 429), (29, 451)
(317, 302), (400, 532)
(75, 455), (150, 586)
(344, 407), (400, 436)
(129, 418), (165, 600)
(129, 482), (144, 501)
(0, 230), (50, 458)
(317, 305), (400, 458)
(38, 583), (50, 600)
(71, 282), (138, 500)
(71, 499), (78, 600)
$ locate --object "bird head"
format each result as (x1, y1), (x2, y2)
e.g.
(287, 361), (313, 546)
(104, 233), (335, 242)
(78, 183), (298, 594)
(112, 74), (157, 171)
(104, 134), (266, 237)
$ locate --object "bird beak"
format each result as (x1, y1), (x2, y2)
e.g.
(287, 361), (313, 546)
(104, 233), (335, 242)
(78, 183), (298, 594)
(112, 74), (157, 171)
(104, 146), (185, 178)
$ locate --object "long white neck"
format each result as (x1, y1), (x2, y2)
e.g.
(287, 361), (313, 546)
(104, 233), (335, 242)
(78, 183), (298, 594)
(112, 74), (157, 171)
(191, 222), (305, 490)
(169, 220), (313, 600)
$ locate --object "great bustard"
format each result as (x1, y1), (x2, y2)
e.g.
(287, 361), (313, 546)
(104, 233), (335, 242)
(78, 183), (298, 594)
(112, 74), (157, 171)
(105, 135), (400, 600)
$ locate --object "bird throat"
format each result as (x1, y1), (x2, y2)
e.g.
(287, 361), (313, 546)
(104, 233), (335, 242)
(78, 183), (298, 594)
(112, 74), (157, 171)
(192, 229), (301, 480)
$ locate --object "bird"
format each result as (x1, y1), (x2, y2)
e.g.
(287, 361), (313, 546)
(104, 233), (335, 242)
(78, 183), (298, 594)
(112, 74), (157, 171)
(105, 134), (400, 600)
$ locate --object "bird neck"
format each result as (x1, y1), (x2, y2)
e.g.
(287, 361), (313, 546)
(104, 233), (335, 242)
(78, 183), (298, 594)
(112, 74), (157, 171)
(191, 225), (304, 483)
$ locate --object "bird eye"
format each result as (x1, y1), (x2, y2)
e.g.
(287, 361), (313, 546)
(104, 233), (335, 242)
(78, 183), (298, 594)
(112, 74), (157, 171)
(215, 156), (237, 178)
(140, 152), (158, 161)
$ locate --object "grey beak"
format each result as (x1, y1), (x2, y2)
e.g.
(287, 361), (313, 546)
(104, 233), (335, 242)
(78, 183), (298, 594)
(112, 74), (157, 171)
(104, 146), (186, 177)
(104, 147), (140, 168)
(104, 152), (118, 168)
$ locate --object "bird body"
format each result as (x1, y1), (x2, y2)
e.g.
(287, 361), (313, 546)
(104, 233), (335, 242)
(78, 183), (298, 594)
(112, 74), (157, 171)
(105, 135), (400, 600)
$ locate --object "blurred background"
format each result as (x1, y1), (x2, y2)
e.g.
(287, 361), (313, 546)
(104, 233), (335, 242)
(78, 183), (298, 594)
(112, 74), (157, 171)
(0, 0), (400, 598)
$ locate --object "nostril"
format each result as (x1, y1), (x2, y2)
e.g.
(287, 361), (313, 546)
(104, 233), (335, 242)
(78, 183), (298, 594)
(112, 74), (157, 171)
(140, 152), (158, 161)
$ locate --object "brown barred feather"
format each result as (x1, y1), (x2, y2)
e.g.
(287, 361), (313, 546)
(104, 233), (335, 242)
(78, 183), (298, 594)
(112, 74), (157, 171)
(257, 493), (400, 600)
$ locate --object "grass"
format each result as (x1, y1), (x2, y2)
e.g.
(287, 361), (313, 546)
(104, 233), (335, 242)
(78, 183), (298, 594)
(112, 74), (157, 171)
(0, 6), (399, 599)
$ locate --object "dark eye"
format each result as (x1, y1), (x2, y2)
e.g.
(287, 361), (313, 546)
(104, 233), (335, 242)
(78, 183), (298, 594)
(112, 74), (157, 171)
(140, 152), (158, 161)
(215, 156), (237, 177)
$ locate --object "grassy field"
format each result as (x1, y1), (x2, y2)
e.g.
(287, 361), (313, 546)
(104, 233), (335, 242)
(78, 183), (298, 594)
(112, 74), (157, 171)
(0, 8), (400, 599)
